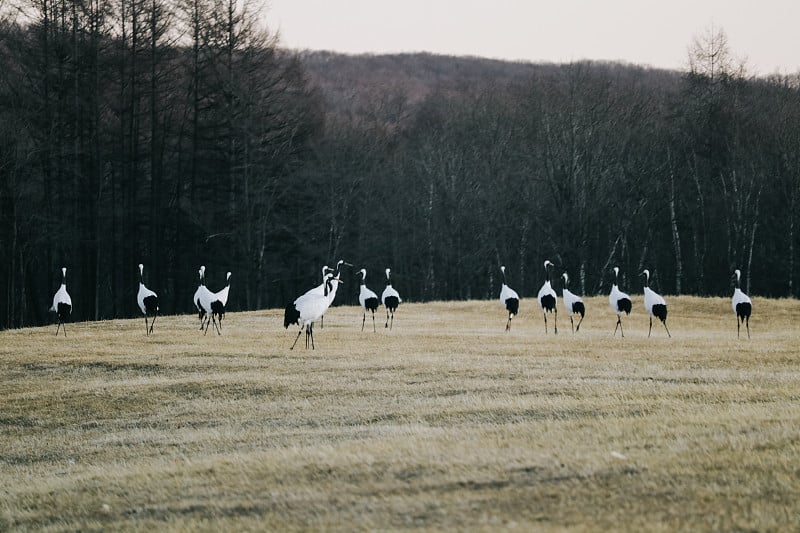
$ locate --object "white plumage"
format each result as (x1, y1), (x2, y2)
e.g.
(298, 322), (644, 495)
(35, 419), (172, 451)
(732, 269), (752, 339)
(499, 265), (519, 332)
(193, 266), (214, 330)
(298, 265), (333, 302)
(641, 269), (670, 338)
(357, 269), (380, 332)
(609, 266), (632, 337)
(537, 260), (558, 334)
(137, 263), (159, 336)
(50, 267), (72, 337)
(205, 271), (231, 335)
(561, 272), (585, 333)
(303, 260), (348, 327)
(381, 268), (401, 329)
(285, 273), (334, 349)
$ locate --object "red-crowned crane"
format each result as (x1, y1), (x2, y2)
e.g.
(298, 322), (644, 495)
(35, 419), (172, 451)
(321, 260), (350, 327)
(732, 269), (752, 339)
(137, 263), (159, 336)
(537, 260), (557, 334)
(284, 272), (334, 350)
(609, 267), (632, 337)
(499, 265), (519, 332)
(382, 268), (401, 329)
(561, 272), (585, 333)
(50, 267), (72, 337)
(205, 271), (231, 335)
(193, 266), (214, 330)
(357, 268), (380, 332)
(642, 269), (670, 338)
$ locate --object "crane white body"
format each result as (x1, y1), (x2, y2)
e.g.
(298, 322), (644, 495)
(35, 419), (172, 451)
(193, 266), (214, 330)
(358, 269), (380, 332)
(537, 260), (557, 334)
(609, 267), (632, 337)
(204, 272), (231, 335)
(561, 272), (585, 333)
(642, 269), (670, 338)
(50, 267), (72, 337)
(285, 274), (334, 349)
(381, 268), (401, 329)
(297, 265), (333, 303)
(137, 263), (159, 336)
(732, 269), (752, 339)
(499, 265), (519, 332)
(300, 261), (348, 327)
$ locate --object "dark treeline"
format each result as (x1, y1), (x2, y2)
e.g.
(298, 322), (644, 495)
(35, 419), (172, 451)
(1, 4), (798, 329)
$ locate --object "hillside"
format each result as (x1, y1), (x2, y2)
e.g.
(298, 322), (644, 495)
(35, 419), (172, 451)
(297, 50), (682, 120)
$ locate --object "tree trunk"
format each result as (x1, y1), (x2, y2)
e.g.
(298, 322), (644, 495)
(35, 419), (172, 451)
(669, 165), (683, 294)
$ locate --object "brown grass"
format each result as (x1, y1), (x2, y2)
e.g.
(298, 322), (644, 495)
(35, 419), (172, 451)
(1, 295), (799, 531)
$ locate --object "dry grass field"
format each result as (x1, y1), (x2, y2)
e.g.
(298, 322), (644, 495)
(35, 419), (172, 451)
(2, 295), (800, 531)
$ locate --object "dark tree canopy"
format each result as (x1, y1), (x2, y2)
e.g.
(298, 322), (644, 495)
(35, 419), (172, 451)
(1, 10), (798, 329)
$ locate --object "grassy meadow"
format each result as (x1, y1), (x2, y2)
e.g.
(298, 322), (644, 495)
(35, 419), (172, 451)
(1, 295), (800, 531)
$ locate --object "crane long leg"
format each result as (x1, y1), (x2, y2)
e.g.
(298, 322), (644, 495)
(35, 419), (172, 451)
(56, 321), (61, 336)
(737, 319), (741, 339)
(290, 326), (303, 350)
(570, 316), (574, 334)
(389, 311), (394, 330)
(309, 323), (315, 350)
(614, 316), (625, 337)
(62, 322), (67, 337)
(648, 316), (653, 338)
(745, 317), (750, 339)
(554, 309), (558, 335)
(543, 312), (547, 334)
(362, 312), (366, 332)
(662, 321), (671, 338)
(372, 312), (376, 333)
(385, 310), (390, 328)
(576, 315), (584, 333)
(506, 315), (512, 332)
(144, 315), (150, 336)
(214, 315), (221, 335)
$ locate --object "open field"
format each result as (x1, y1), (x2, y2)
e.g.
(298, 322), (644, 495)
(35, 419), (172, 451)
(2, 295), (800, 531)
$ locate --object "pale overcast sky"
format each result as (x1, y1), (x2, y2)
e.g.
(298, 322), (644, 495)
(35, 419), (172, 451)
(266, 0), (800, 75)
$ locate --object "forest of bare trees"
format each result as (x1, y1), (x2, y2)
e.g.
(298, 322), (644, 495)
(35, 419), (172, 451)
(1, 3), (798, 329)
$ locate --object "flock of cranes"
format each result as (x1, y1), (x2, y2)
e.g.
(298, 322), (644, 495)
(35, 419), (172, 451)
(48, 261), (753, 344)
(501, 261), (753, 340)
(283, 262), (402, 349)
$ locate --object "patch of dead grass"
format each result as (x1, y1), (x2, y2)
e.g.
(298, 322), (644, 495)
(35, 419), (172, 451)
(1, 295), (799, 531)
